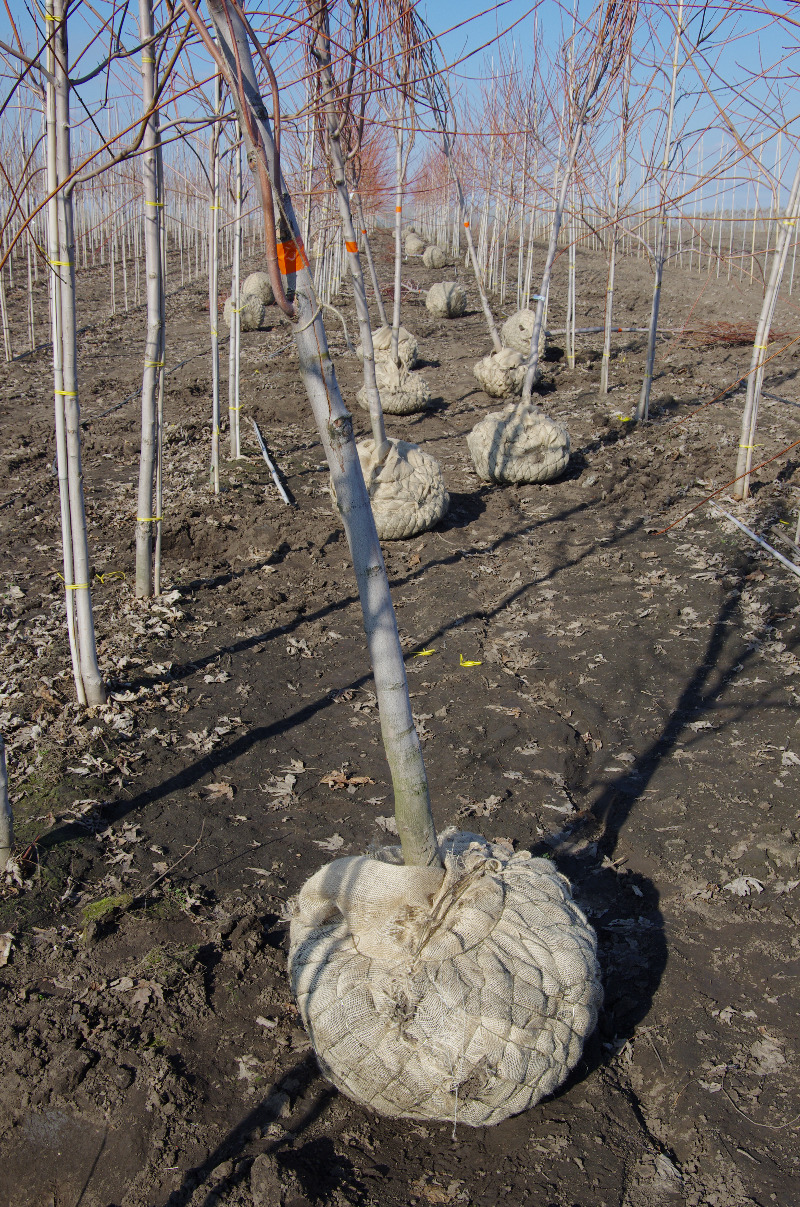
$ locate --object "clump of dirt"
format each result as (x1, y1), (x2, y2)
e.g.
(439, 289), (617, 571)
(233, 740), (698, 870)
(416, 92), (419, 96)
(1, 231), (799, 1207)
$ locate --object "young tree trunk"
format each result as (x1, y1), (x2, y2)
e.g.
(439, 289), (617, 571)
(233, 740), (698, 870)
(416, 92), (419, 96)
(228, 128), (242, 459)
(54, 0), (106, 706)
(634, 0), (683, 422)
(390, 108), (406, 366)
(354, 192), (388, 327)
(521, 118), (584, 402)
(135, 0), (166, 598)
(733, 158), (800, 499)
(310, 3), (388, 458)
(209, 72), (222, 494)
(195, 0), (439, 868)
(45, 5), (84, 703)
(0, 735), (12, 871)
(600, 72), (629, 394)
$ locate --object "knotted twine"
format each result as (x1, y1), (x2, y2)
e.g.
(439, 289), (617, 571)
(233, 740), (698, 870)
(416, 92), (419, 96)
(467, 402), (570, 484)
(289, 830), (601, 1127)
(473, 348), (527, 398)
(355, 438), (449, 540)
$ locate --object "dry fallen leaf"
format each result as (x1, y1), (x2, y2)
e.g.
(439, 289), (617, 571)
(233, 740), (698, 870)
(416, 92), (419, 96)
(0, 933), (12, 967)
(320, 770), (375, 790)
(313, 833), (345, 852)
(204, 781), (235, 799)
(724, 876), (763, 897)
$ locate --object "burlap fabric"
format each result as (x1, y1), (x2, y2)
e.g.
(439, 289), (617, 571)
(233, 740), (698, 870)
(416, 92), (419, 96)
(423, 245), (449, 270)
(501, 309), (546, 359)
(405, 233), (426, 255)
(426, 281), (467, 319)
(473, 349), (526, 398)
(357, 325), (418, 370)
(467, 402), (570, 483)
(357, 359), (431, 416)
(289, 830), (601, 1126)
(354, 437), (449, 540)
(224, 271), (274, 331)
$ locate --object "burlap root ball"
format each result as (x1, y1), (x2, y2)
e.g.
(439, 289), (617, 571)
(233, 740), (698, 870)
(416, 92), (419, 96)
(357, 325), (418, 370)
(242, 271), (274, 305)
(426, 281), (467, 319)
(289, 829), (602, 1126)
(357, 359), (431, 415)
(467, 402), (570, 484)
(405, 233), (426, 256)
(501, 309), (546, 359)
(224, 270), (274, 331)
(355, 437), (449, 540)
(423, 245), (449, 270)
(473, 348), (527, 398)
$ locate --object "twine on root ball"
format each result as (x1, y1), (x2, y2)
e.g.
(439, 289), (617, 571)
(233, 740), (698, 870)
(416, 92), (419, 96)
(423, 245), (450, 270)
(224, 271), (274, 331)
(358, 324), (418, 370)
(289, 830), (602, 1127)
(473, 348), (527, 398)
(467, 402), (570, 484)
(501, 309), (546, 359)
(357, 359), (431, 415)
(426, 281), (467, 319)
(354, 437), (449, 541)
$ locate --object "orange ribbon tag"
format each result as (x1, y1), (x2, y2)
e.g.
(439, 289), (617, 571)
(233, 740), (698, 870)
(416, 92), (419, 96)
(276, 239), (308, 275)
(345, 239), (358, 254)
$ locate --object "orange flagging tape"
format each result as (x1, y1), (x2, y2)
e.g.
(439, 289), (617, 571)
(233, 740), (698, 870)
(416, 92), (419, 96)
(464, 220), (470, 228)
(276, 239), (308, 275)
(345, 240), (358, 254)
(396, 206), (402, 212)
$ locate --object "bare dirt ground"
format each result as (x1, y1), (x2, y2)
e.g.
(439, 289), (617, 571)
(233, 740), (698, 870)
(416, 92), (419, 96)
(1, 229), (799, 1207)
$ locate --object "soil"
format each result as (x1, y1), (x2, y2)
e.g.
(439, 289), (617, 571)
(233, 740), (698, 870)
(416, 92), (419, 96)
(1, 229), (799, 1207)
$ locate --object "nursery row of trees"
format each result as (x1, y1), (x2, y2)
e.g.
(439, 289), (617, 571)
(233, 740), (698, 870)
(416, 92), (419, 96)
(0, 0), (798, 831)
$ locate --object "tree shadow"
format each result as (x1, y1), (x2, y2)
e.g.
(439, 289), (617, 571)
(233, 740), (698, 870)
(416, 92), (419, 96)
(536, 572), (768, 1096)
(158, 1055), (344, 1207)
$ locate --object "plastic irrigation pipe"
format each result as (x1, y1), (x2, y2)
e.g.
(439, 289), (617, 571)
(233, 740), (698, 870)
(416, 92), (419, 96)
(710, 503), (800, 580)
(251, 418), (292, 505)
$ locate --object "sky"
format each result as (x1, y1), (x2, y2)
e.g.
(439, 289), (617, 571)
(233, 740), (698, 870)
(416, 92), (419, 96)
(1, 0), (798, 212)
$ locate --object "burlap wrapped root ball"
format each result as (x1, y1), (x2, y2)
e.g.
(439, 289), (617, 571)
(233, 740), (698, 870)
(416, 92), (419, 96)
(426, 281), (467, 319)
(357, 358), (431, 415)
(467, 402), (570, 484)
(358, 324), (418, 370)
(355, 437), (449, 540)
(289, 829), (602, 1126)
(423, 245), (450, 270)
(473, 348), (527, 398)
(224, 270), (274, 331)
(501, 308), (546, 360)
(405, 233), (426, 256)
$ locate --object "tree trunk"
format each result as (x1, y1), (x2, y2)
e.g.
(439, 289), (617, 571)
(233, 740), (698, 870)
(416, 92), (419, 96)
(200, 0), (440, 869)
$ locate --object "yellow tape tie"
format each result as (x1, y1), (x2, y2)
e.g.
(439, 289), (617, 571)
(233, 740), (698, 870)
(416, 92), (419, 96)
(66, 583), (89, 590)
(145, 200), (164, 207)
(414, 648), (436, 657)
(96, 571), (126, 583)
(210, 205), (221, 210)
(55, 389), (77, 396)
(755, 344), (769, 350)
(460, 653), (482, 667)
(142, 56), (155, 64)
(137, 515), (162, 522)
(145, 360), (164, 368)
(48, 259), (71, 267)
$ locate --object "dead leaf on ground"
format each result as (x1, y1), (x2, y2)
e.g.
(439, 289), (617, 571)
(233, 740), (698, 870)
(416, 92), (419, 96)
(314, 833), (345, 852)
(204, 781), (235, 799)
(320, 770), (375, 790)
